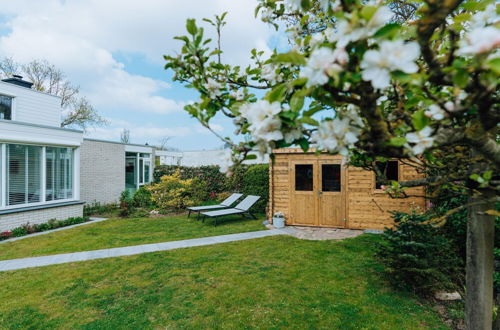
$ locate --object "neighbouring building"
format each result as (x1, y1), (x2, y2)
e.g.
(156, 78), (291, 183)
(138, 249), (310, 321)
(0, 75), (84, 231)
(80, 139), (154, 205)
(155, 149), (268, 167)
(268, 148), (425, 230)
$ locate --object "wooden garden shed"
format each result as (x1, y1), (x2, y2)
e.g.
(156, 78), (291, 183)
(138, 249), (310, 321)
(268, 148), (426, 230)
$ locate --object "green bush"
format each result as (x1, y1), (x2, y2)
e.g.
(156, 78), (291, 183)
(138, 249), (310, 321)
(148, 169), (201, 211)
(377, 211), (463, 296)
(153, 164), (269, 213)
(241, 164), (269, 213)
(84, 202), (119, 216)
(154, 165), (226, 196)
(119, 190), (134, 217)
(133, 186), (155, 208)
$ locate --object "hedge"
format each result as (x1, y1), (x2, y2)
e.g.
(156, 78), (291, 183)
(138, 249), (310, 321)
(154, 165), (226, 196)
(153, 164), (269, 213)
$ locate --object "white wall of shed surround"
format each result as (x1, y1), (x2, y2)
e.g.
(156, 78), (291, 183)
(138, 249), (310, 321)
(0, 81), (62, 126)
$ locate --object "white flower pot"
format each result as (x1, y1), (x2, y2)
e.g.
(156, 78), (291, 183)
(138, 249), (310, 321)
(273, 217), (285, 228)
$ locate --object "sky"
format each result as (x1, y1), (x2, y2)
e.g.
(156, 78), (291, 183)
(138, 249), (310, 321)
(0, 0), (280, 150)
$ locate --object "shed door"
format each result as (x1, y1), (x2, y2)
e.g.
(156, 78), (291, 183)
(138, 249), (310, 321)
(318, 160), (346, 227)
(290, 161), (317, 226)
(289, 159), (346, 227)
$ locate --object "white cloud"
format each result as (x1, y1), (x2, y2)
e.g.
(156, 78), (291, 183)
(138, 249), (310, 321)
(0, 0), (275, 149)
(86, 118), (224, 145)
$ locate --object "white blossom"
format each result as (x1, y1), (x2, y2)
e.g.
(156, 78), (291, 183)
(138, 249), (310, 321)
(284, 128), (303, 144)
(300, 47), (343, 87)
(444, 101), (456, 112)
(284, 0), (302, 11)
(240, 100), (284, 145)
(260, 8), (274, 23)
(470, 4), (499, 28)
(205, 78), (223, 99)
(457, 26), (500, 55)
(327, 6), (393, 47)
(261, 64), (282, 84)
(406, 126), (434, 155)
(219, 152), (233, 173)
(425, 104), (446, 120)
(361, 40), (420, 89)
(230, 89), (245, 101)
(311, 117), (361, 155)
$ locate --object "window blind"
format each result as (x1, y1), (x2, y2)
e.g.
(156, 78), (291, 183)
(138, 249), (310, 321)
(46, 147), (73, 201)
(7, 144), (42, 206)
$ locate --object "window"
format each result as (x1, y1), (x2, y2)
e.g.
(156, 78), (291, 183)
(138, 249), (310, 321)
(375, 161), (399, 189)
(295, 164), (313, 191)
(7, 144), (42, 205)
(46, 147), (73, 201)
(322, 164), (341, 192)
(0, 95), (13, 120)
(125, 152), (152, 190)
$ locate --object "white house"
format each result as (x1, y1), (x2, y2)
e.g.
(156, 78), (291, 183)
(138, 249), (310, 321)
(0, 75), (154, 231)
(155, 149), (268, 167)
(80, 139), (154, 205)
(0, 76), (84, 231)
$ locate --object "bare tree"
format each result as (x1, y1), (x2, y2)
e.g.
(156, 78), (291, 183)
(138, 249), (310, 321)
(0, 57), (107, 130)
(120, 129), (130, 144)
(157, 136), (172, 150)
(0, 57), (20, 78)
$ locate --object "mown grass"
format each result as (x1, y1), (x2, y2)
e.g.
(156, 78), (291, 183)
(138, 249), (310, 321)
(0, 234), (447, 329)
(0, 214), (265, 260)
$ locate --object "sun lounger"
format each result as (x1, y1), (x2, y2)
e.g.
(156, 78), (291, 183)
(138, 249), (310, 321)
(187, 193), (243, 219)
(200, 195), (261, 226)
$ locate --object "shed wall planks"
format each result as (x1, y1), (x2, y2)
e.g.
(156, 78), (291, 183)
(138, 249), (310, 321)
(269, 149), (425, 230)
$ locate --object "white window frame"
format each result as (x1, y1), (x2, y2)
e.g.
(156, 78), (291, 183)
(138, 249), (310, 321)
(0, 143), (78, 211)
(0, 93), (16, 121)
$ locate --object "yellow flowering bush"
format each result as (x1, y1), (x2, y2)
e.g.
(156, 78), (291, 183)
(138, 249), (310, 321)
(147, 169), (200, 211)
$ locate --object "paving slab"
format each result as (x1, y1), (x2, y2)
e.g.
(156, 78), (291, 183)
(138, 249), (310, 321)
(0, 229), (287, 272)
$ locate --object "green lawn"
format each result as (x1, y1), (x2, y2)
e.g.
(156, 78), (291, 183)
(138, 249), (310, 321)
(0, 214), (265, 261)
(0, 234), (446, 329)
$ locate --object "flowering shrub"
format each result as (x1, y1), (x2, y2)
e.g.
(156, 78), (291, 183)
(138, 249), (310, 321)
(164, 1), (499, 324)
(148, 169), (201, 211)
(0, 217), (90, 241)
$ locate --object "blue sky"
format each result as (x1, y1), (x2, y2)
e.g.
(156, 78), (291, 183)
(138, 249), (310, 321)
(0, 0), (277, 150)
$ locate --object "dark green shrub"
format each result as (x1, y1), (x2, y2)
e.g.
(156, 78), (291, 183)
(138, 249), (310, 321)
(119, 190), (135, 217)
(241, 164), (269, 213)
(133, 186), (155, 208)
(154, 165), (226, 196)
(11, 226), (28, 237)
(0, 217), (89, 241)
(377, 211), (463, 296)
(84, 202), (119, 216)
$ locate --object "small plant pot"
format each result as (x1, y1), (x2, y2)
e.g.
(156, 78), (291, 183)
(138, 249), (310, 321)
(273, 217), (285, 228)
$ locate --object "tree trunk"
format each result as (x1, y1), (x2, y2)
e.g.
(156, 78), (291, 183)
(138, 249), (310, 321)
(465, 186), (495, 329)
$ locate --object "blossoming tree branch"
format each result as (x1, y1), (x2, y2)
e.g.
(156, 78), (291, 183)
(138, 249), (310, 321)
(165, 0), (499, 327)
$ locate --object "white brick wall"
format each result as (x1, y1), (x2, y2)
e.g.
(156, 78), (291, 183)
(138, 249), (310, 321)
(80, 140), (125, 205)
(0, 204), (84, 232)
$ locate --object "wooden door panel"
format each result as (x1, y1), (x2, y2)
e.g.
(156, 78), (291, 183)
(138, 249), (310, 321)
(289, 161), (317, 226)
(319, 162), (346, 227)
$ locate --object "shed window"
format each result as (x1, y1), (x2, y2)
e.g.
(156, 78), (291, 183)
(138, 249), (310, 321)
(322, 164), (341, 192)
(295, 164), (313, 191)
(375, 161), (399, 189)
(0, 95), (12, 120)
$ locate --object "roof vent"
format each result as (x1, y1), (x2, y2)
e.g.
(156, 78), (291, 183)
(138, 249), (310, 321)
(1, 75), (34, 89)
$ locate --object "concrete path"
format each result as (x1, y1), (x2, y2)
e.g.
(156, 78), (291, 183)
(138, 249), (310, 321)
(0, 229), (287, 272)
(0, 217), (109, 244)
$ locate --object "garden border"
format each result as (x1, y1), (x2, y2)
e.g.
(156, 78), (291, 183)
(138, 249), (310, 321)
(0, 217), (108, 244)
